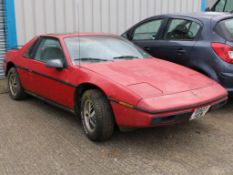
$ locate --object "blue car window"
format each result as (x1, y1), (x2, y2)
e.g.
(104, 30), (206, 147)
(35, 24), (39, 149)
(163, 19), (201, 40)
(215, 18), (233, 41)
(188, 22), (201, 39)
(132, 19), (163, 41)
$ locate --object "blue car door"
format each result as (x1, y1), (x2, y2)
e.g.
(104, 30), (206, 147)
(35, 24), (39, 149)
(123, 17), (168, 59)
(124, 17), (202, 67)
(156, 18), (202, 66)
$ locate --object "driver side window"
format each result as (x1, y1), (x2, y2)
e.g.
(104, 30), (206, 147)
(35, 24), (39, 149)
(34, 38), (65, 63)
(132, 19), (163, 41)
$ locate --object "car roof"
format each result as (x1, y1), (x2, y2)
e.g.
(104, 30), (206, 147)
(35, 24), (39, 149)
(40, 32), (118, 39)
(162, 12), (233, 22)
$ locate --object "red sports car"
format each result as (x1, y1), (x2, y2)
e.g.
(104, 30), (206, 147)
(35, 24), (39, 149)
(3, 33), (227, 141)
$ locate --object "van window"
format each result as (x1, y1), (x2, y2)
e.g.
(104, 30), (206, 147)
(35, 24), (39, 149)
(213, 0), (233, 12)
(225, 0), (233, 12)
(214, 0), (227, 12)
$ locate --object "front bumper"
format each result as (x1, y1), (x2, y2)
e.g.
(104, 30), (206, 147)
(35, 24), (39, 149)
(110, 96), (227, 128)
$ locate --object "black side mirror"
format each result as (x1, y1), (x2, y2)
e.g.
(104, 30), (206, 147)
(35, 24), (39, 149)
(122, 32), (131, 40)
(46, 59), (64, 69)
(122, 30), (134, 41)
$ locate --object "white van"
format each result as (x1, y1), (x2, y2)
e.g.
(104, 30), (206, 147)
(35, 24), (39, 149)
(207, 0), (233, 12)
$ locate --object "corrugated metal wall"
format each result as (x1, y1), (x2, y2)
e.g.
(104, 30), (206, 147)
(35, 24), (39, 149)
(14, 0), (202, 46)
(0, 0), (6, 78)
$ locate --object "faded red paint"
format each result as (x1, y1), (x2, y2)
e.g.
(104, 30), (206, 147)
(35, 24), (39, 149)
(4, 33), (228, 128)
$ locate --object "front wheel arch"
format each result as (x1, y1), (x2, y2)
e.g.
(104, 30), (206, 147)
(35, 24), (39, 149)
(80, 89), (115, 141)
(74, 83), (115, 119)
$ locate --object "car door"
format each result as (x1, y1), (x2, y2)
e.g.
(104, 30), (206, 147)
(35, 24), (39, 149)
(14, 38), (40, 92)
(24, 37), (75, 108)
(157, 18), (202, 66)
(125, 17), (169, 59)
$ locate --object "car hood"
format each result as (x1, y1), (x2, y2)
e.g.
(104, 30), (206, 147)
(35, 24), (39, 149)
(80, 58), (214, 98)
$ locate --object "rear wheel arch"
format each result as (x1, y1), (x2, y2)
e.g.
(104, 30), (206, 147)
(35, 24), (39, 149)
(7, 67), (27, 100)
(6, 62), (15, 76)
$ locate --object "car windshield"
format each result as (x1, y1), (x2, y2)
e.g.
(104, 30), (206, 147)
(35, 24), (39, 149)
(215, 18), (233, 41)
(64, 36), (150, 64)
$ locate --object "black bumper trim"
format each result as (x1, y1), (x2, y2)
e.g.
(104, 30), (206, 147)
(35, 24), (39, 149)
(151, 112), (193, 125)
(15, 65), (77, 88)
(109, 95), (228, 115)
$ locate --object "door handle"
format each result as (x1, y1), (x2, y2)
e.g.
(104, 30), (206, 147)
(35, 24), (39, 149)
(176, 48), (186, 55)
(145, 47), (151, 52)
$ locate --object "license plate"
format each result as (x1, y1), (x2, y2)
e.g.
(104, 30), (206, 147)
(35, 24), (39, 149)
(190, 105), (211, 120)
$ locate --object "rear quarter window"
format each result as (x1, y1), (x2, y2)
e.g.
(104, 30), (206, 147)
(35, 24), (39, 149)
(215, 18), (233, 41)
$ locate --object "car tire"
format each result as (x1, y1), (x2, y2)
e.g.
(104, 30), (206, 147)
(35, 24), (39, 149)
(81, 89), (114, 141)
(7, 67), (27, 100)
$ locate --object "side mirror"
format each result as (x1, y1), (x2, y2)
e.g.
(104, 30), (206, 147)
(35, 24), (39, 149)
(45, 59), (64, 69)
(122, 32), (129, 39)
(122, 31), (133, 41)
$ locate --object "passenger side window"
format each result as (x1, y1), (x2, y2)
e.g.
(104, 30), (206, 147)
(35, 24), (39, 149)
(132, 19), (163, 41)
(214, 0), (226, 12)
(24, 38), (41, 58)
(33, 38), (65, 63)
(163, 19), (201, 40)
(224, 0), (233, 12)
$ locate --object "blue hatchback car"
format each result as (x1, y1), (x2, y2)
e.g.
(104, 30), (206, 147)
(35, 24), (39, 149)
(122, 12), (233, 95)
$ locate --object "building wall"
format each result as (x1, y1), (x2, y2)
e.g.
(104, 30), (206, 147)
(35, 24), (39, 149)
(207, 0), (217, 7)
(0, 0), (7, 78)
(14, 0), (202, 46)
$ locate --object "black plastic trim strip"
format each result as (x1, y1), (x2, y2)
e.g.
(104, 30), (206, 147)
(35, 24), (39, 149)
(15, 65), (228, 115)
(16, 65), (77, 88)
(109, 95), (228, 115)
(151, 112), (193, 125)
(25, 90), (74, 113)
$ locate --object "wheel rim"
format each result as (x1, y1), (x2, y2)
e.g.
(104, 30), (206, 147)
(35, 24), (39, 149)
(9, 72), (18, 96)
(83, 99), (96, 132)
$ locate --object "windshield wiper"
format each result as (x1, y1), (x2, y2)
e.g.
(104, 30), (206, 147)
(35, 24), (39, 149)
(114, 55), (139, 59)
(74, 57), (109, 62)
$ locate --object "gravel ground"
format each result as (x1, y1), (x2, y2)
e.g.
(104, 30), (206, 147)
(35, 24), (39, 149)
(0, 93), (233, 175)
